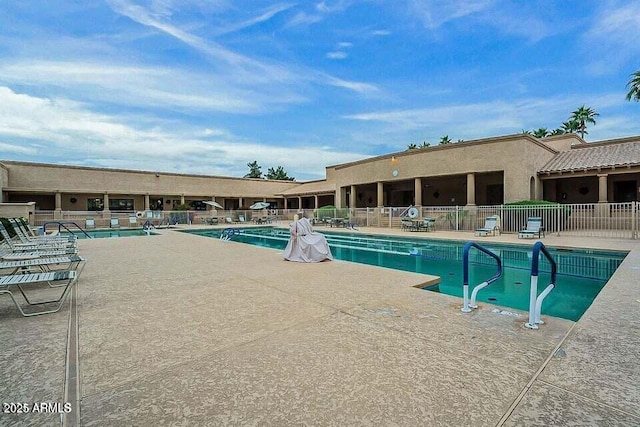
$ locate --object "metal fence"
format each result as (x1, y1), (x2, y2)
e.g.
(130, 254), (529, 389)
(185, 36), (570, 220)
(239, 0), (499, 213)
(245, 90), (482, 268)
(29, 202), (639, 239)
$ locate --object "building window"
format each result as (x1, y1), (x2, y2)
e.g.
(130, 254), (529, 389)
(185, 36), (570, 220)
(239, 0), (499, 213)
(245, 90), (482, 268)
(109, 198), (134, 211)
(88, 198), (104, 211)
(188, 200), (207, 211)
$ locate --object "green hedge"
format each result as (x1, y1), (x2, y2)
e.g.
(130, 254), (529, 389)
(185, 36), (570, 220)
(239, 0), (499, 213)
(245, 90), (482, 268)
(315, 205), (349, 219)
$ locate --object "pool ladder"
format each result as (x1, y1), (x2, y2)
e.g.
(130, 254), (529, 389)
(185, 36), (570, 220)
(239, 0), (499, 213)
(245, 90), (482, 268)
(220, 228), (240, 241)
(461, 241), (558, 330)
(525, 241), (557, 330)
(461, 242), (503, 313)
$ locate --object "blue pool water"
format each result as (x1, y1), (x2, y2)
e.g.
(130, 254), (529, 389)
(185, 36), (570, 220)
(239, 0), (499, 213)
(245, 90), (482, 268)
(62, 229), (157, 239)
(183, 227), (627, 321)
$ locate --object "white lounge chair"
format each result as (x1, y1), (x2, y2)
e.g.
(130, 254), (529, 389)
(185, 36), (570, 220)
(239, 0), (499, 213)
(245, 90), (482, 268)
(85, 217), (96, 229)
(475, 215), (500, 237)
(0, 223), (76, 252)
(110, 218), (120, 228)
(0, 267), (83, 316)
(519, 217), (544, 239)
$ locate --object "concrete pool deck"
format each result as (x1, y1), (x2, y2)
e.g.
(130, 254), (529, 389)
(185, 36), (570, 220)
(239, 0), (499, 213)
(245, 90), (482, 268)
(1, 225), (639, 426)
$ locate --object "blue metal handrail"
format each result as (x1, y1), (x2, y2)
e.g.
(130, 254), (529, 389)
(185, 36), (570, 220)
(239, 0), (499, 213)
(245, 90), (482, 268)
(42, 221), (92, 239)
(220, 227), (240, 241)
(526, 241), (557, 329)
(461, 242), (503, 313)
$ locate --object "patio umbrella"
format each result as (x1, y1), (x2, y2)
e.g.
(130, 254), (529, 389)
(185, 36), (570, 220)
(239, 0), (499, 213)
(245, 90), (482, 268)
(203, 201), (223, 209)
(250, 202), (270, 210)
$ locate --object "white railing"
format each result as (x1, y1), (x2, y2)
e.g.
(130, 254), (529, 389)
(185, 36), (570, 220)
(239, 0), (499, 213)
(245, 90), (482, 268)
(28, 202), (640, 239)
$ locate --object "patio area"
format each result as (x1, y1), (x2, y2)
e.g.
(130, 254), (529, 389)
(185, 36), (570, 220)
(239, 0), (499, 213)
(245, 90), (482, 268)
(1, 226), (639, 426)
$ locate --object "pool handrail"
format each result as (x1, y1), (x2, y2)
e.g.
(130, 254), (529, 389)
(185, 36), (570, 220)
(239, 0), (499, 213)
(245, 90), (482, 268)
(525, 241), (557, 329)
(220, 227), (240, 241)
(42, 221), (92, 239)
(461, 241), (503, 313)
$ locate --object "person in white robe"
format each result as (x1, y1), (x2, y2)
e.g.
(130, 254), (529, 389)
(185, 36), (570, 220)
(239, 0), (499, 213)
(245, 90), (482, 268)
(283, 217), (333, 262)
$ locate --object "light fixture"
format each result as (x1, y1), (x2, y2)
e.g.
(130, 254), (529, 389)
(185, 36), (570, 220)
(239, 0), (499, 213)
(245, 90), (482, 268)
(391, 156), (398, 164)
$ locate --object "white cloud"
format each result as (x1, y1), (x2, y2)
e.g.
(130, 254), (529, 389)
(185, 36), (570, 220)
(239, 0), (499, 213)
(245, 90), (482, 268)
(326, 51), (348, 59)
(0, 60), (307, 114)
(407, 0), (494, 30)
(105, 0), (377, 98)
(0, 86), (368, 179)
(371, 30), (391, 36)
(0, 142), (39, 155)
(343, 93), (630, 143)
(585, 2), (640, 74)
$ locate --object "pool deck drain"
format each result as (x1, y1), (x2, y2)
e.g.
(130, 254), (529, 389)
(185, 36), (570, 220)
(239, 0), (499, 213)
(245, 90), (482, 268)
(1, 225), (639, 426)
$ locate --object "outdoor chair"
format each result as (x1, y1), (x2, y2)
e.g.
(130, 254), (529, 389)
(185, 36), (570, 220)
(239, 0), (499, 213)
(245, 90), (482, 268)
(85, 217), (96, 229)
(518, 217), (545, 239)
(9, 219), (76, 245)
(110, 218), (120, 228)
(401, 219), (418, 232)
(0, 260), (85, 316)
(128, 216), (137, 227)
(0, 255), (85, 277)
(420, 217), (436, 232)
(0, 223), (76, 252)
(475, 215), (500, 237)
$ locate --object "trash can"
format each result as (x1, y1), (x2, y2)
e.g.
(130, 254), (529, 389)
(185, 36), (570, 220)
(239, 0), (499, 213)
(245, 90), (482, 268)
(37, 226), (44, 236)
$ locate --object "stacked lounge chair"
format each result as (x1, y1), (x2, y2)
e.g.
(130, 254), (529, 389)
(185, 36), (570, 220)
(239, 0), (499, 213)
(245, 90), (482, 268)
(0, 217), (86, 317)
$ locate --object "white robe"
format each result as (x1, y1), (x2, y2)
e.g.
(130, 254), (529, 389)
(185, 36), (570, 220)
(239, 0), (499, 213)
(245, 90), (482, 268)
(283, 218), (333, 262)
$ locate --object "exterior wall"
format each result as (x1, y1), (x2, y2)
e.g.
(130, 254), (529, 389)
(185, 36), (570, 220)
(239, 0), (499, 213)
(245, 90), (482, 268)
(1, 161), (300, 210)
(539, 134), (585, 152)
(0, 202), (35, 223)
(0, 163), (8, 203)
(331, 135), (557, 206)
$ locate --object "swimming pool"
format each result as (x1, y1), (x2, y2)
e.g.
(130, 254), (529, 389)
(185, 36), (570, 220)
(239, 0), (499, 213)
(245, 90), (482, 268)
(62, 229), (158, 239)
(183, 227), (627, 321)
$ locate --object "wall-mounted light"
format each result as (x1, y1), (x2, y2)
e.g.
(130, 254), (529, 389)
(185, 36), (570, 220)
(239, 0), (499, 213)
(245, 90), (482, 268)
(391, 156), (398, 164)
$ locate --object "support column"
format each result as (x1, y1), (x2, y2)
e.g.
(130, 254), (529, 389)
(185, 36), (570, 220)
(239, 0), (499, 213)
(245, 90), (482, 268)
(414, 178), (422, 207)
(297, 196), (302, 210)
(350, 185), (356, 209)
(377, 182), (384, 207)
(598, 174), (608, 203)
(144, 194), (150, 211)
(284, 198), (288, 210)
(54, 191), (62, 220)
(180, 195), (185, 205)
(314, 195), (319, 209)
(466, 173), (476, 206)
(103, 193), (110, 212)
(238, 197), (243, 208)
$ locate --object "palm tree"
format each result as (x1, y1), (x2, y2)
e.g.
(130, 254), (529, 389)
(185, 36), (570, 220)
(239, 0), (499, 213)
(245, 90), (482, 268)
(549, 128), (565, 136)
(561, 119), (580, 134)
(522, 129), (532, 135)
(406, 143), (418, 150)
(569, 105), (599, 139)
(420, 141), (430, 148)
(533, 128), (550, 138)
(626, 70), (640, 102)
(439, 135), (452, 145)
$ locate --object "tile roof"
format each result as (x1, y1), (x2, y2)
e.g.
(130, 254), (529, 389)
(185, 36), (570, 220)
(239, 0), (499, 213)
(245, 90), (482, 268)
(538, 140), (640, 173)
(279, 180), (335, 196)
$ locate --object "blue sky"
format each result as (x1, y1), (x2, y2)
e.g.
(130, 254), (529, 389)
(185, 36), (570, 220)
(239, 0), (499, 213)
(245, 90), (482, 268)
(1, 1), (639, 180)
